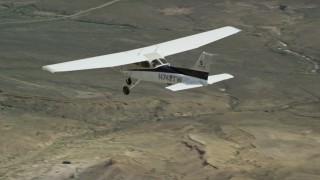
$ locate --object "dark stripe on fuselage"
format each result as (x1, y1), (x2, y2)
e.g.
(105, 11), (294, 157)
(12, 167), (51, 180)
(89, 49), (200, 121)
(128, 65), (209, 80)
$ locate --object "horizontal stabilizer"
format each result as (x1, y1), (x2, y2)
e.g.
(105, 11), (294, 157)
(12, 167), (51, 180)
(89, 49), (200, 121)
(166, 81), (203, 91)
(207, 73), (234, 84)
(166, 73), (234, 91)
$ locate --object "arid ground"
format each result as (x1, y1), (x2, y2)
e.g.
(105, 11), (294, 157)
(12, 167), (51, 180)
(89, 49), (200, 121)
(0, 0), (319, 179)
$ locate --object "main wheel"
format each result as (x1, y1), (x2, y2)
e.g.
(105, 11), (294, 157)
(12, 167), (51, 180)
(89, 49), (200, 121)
(126, 78), (132, 85)
(123, 86), (130, 95)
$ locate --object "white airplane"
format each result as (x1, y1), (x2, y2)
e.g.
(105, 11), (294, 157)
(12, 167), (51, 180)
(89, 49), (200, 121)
(42, 26), (241, 95)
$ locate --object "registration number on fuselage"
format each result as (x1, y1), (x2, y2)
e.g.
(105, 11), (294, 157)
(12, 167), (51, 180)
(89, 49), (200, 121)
(158, 73), (182, 83)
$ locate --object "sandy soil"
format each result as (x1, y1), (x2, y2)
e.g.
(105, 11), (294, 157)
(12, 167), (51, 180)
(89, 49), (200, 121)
(0, 0), (319, 179)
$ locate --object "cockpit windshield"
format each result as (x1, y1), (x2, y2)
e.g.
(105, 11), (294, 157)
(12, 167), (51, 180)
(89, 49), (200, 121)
(151, 58), (169, 68)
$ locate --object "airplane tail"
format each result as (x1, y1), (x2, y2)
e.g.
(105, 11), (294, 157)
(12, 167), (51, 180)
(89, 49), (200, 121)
(192, 52), (213, 72)
(166, 52), (234, 91)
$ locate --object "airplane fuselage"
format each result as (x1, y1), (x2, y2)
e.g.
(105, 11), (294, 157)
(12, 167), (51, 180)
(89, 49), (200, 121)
(119, 61), (209, 85)
(124, 67), (185, 84)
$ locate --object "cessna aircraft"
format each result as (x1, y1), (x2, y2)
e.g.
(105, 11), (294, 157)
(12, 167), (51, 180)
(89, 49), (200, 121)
(42, 26), (241, 95)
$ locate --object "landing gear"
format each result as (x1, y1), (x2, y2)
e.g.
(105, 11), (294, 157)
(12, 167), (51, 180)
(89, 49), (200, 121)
(126, 78), (132, 85)
(123, 86), (130, 95)
(122, 79), (141, 95)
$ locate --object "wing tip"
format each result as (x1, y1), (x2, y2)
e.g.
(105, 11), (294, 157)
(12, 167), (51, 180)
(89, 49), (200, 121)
(224, 26), (242, 33)
(165, 87), (177, 92)
(42, 66), (56, 73)
(225, 73), (234, 79)
(220, 73), (234, 80)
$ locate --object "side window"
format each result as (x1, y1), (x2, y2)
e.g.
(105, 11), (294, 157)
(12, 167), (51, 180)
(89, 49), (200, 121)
(159, 58), (168, 64)
(151, 60), (161, 68)
(140, 61), (150, 68)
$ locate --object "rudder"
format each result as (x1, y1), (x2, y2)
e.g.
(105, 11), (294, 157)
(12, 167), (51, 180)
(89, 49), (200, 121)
(192, 52), (213, 72)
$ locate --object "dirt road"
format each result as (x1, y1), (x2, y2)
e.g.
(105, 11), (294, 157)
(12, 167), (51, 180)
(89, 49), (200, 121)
(0, 0), (121, 25)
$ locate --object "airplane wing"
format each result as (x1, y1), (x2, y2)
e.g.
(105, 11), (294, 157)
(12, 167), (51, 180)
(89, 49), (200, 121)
(166, 73), (234, 91)
(42, 50), (146, 73)
(155, 26), (241, 57)
(42, 26), (241, 73)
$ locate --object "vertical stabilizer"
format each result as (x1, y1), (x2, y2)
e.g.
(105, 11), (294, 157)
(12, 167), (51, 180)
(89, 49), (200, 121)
(192, 52), (213, 72)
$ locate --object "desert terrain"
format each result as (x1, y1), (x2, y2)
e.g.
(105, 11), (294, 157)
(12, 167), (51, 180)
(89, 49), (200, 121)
(0, 0), (319, 179)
